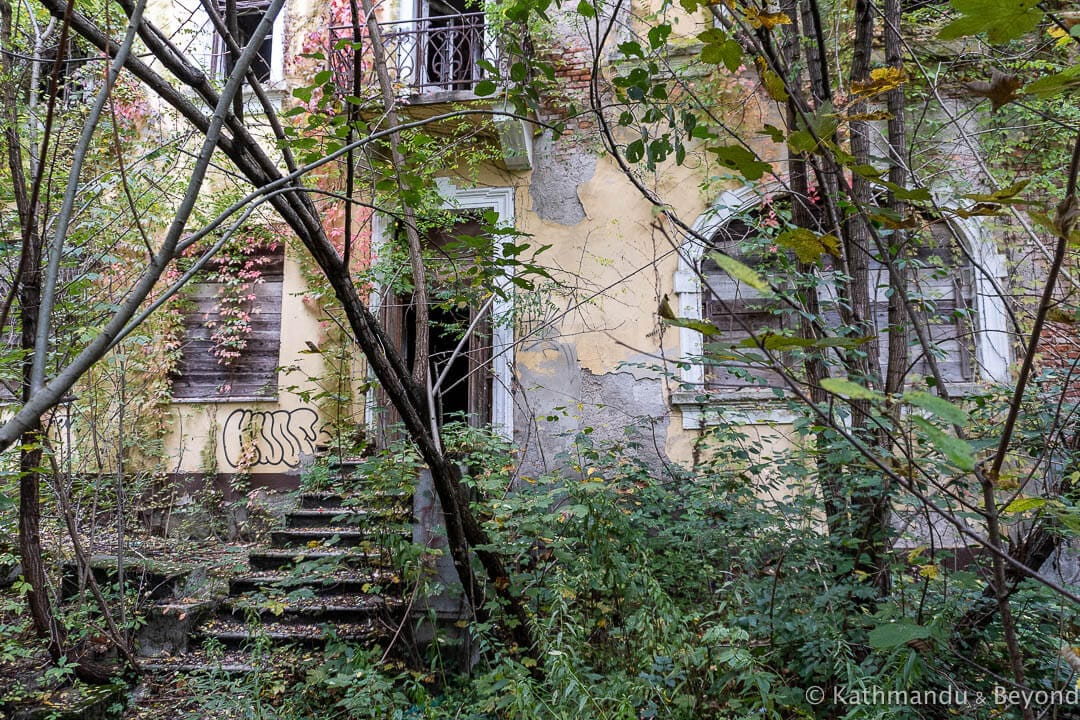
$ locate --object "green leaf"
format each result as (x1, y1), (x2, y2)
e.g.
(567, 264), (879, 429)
(787, 130), (817, 154)
(473, 80), (498, 96)
(737, 334), (869, 350)
(737, 335), (812, 350)
(902, 391), (969, 427)
(912, 417), (976, 472)
(869, 178), (932, 202)
(708, 145), (771, 181)
(648, 24), (671, 49)
(1002, 496), (1047, 514)
(662, 316), (724, 336)
(1024, 66), (1080, 99)
(868, 623), (933, 649)
(618, 41), (644, 59)
(313, 70), (332, 85)
(962, 180), (1029, 204)
(820, 377), (885, 401)
(577, 0), (596, 17)
(816, 336), (874, 348)
(850, 164), (883, 179)
(700, 40), (742, 72)
(708, 252), (771, 293)
(938, 0), (1042, 43)
(759, 124), (785, 143)
(776, 227), (840, 263)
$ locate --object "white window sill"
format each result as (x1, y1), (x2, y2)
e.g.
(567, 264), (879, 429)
(180, 86), (286, 115)
(672, 381), (997, 430)
(171, 395), (279, 405)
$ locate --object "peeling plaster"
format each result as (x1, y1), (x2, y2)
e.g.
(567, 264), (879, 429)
(515, 341), (671, 476)
(528, 132), (597, 225)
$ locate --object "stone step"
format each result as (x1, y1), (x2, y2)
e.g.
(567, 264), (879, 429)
(298, 492), (344, 509)
(299, 490), (412, 510)
(246, 549), (391, 572)
(224, 593), (404, 623)
(61, 555), (192, 602)
(228, 569), (405, 597)
(139, 647), (257, 676)
(137, 599), (216, 657)
(270, 526), (411, 549)
(284, 507), (406, 529)
(270, 528), (368, 548)
(195, 615), (386, 649)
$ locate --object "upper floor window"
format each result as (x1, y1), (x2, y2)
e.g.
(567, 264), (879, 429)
(328, 0), (490, 98)
(210, 0), (285, 86)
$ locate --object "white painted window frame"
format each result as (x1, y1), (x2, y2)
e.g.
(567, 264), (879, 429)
(673, 185), (1011, 429)
(205, 0), (287, 89)
(369, 180), (515, 438)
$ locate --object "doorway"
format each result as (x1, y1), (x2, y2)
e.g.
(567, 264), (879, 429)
(417, 0), (481, 91)
(379, 214), (493, 437)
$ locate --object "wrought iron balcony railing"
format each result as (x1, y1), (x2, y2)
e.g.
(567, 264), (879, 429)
(328, 12), (491, 98)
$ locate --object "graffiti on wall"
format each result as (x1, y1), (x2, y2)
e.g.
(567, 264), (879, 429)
(221, 407), (326, 469)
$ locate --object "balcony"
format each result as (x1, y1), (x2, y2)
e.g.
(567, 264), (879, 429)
(328, 12), (491, 103)
(326, 12), (533, 170)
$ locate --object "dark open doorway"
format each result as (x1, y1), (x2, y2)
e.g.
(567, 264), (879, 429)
(378, 214), (493, 441)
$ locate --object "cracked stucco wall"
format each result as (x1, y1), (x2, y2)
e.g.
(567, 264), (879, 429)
(528, 132), (598, 226)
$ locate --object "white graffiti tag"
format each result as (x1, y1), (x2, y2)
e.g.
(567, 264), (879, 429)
(221, 408), (321, 468)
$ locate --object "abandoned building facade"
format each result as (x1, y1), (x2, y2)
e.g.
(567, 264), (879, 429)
(118, 0), (1041, 511)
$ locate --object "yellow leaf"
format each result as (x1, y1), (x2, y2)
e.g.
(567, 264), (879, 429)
(906, 545), (927, 563)
(841, 110), (894, 122)
(745, 7), (791, 29)
(851, 67), (908, 99)
(1050, 25), (1072, 48)
(918, 564), (939, 580)
(756, 58), (789, 101)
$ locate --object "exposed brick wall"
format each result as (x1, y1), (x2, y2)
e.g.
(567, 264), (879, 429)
(1036, 320), (1080, 398)
(539, 40), (596, 132)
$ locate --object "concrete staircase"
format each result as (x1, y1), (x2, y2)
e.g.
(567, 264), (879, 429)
(194, 489), (412, 652)
(138, 470), (418, 674)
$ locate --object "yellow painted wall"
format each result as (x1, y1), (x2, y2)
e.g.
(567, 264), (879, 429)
(139, 0), (800, 478)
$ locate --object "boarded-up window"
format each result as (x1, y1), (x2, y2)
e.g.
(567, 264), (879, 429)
(171, 243), (284, 399)
(702, 218), (791, 391)
(869, 222), (976, 383)
(702, 208), (977, 391)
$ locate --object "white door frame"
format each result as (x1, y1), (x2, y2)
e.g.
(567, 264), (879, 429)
(369, 181), (516, 438)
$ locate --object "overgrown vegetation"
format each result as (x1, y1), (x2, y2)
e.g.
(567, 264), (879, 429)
(3, 0), (1080, 717)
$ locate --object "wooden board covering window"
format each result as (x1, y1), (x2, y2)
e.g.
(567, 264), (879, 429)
(869, 223), (976, 383)
(702, 218), (790, 391)
(171, 244), (284, 399)
(702, 210), (977, 391)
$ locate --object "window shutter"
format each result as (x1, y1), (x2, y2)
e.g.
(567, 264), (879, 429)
(171, 244), (284, 399)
